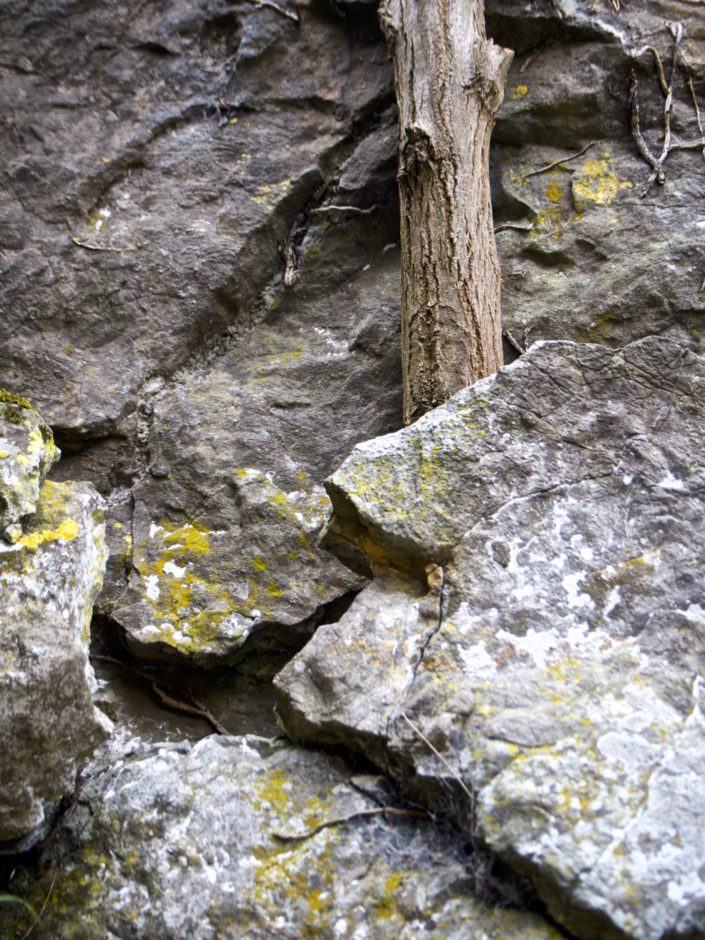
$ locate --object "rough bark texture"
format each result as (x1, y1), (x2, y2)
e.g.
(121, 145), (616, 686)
(380, 0), (512, 424)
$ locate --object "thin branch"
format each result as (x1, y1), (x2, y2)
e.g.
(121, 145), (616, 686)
(240, 0), (300, 23)
(629, 23), (684, 196)
(503, 329), (526, 355)
(310, 204), (381, 215)
(629, 71), (662, 183)
(20, 871), (57, 940)
(71, 236), (139, 252)
(520, 142), (595, 180)
(686, 74), (705, 160)
(400, 713), (475, 806)
(494, 222), (533, 234)
(92, 654), (231, 735)
(272, 806), (428, 844)
(520, 39), (549, 73)
(149, 683), (231, 735)
(671, 137), (705, 151)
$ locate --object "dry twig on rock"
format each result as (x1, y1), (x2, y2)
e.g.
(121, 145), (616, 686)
(520, 141), (595, 180)
(628, 23), (705, 195)
(272, 806), (428, 844)
(92, 654), (231, 735)
(240, 0), (300, 24)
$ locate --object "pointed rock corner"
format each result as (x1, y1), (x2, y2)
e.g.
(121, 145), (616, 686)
(276, 336), (705, 940)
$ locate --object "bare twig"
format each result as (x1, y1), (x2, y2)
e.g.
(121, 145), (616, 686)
(686, 74), (705, 160)
(71, 236), (139, 252)
(629, 23), (684, 196)
(503, 329), (526, 355)
(272, 806), (428, 844)
(240, 0), (300, 23)
(494, 222), (533, 234)
(149, 683), (231, 735)
(310, 204), (381, 216)
(520, 141), (595, 180)
(92, 654), (231, 735)
(400, 713), (475, 806)
(20, 871), (57, 940)
(520, 39), (549, 73)
(671, 137), (705, 152)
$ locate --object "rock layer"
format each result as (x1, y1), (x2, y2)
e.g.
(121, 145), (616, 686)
(276, 336), (705, 940)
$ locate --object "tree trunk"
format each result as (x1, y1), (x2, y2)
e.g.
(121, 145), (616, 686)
(380, 0), (513, 425)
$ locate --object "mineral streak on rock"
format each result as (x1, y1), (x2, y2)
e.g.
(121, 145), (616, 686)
(276, 337), (705, 940)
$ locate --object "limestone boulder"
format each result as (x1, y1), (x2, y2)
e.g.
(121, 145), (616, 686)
(1, 734), (563, 940)
(276, 336), (705, 940)
(0, 479), (111, 847)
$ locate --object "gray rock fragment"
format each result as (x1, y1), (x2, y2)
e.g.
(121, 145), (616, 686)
(0, 479), (111, 847)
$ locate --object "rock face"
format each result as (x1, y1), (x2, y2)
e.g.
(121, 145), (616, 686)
(275, 336), (705, 940)
(1, 734), (562, 940)
(3, 0), (703, 667)
(2, 0), (705, 936)
(489, 1), (705, 356)
(0, 478), (111, 847)
(0, 392), (58, 543)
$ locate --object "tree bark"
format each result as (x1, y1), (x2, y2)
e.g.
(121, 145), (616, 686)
(380, 0), (513, 425)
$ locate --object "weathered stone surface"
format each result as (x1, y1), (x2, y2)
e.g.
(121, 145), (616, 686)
(110, 215), (402, 663)
(276, 336), (705, 940)
(0, 0), (394, 440)
(1, 734), (562, 940)
(0, 479), (111, 847)
(5, 0), (704, 664)
(0, 392), (59, 543)
(488, 1), (705, 357)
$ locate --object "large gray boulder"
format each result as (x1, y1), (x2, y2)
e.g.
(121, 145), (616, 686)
(275, 336), (705, 940)
(0, 734), (562, 940)
(0, 478), (111, 847)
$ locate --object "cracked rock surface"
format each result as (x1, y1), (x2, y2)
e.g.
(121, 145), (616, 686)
(2, 0), (705, 936)
(275, 336), (705, 940)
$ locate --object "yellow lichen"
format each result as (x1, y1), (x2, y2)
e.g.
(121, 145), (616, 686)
(572, 157), (633, 209)
(546, 179), (564, 203)
(512, 84), (529, 100)
(19, 518), (79, 551)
